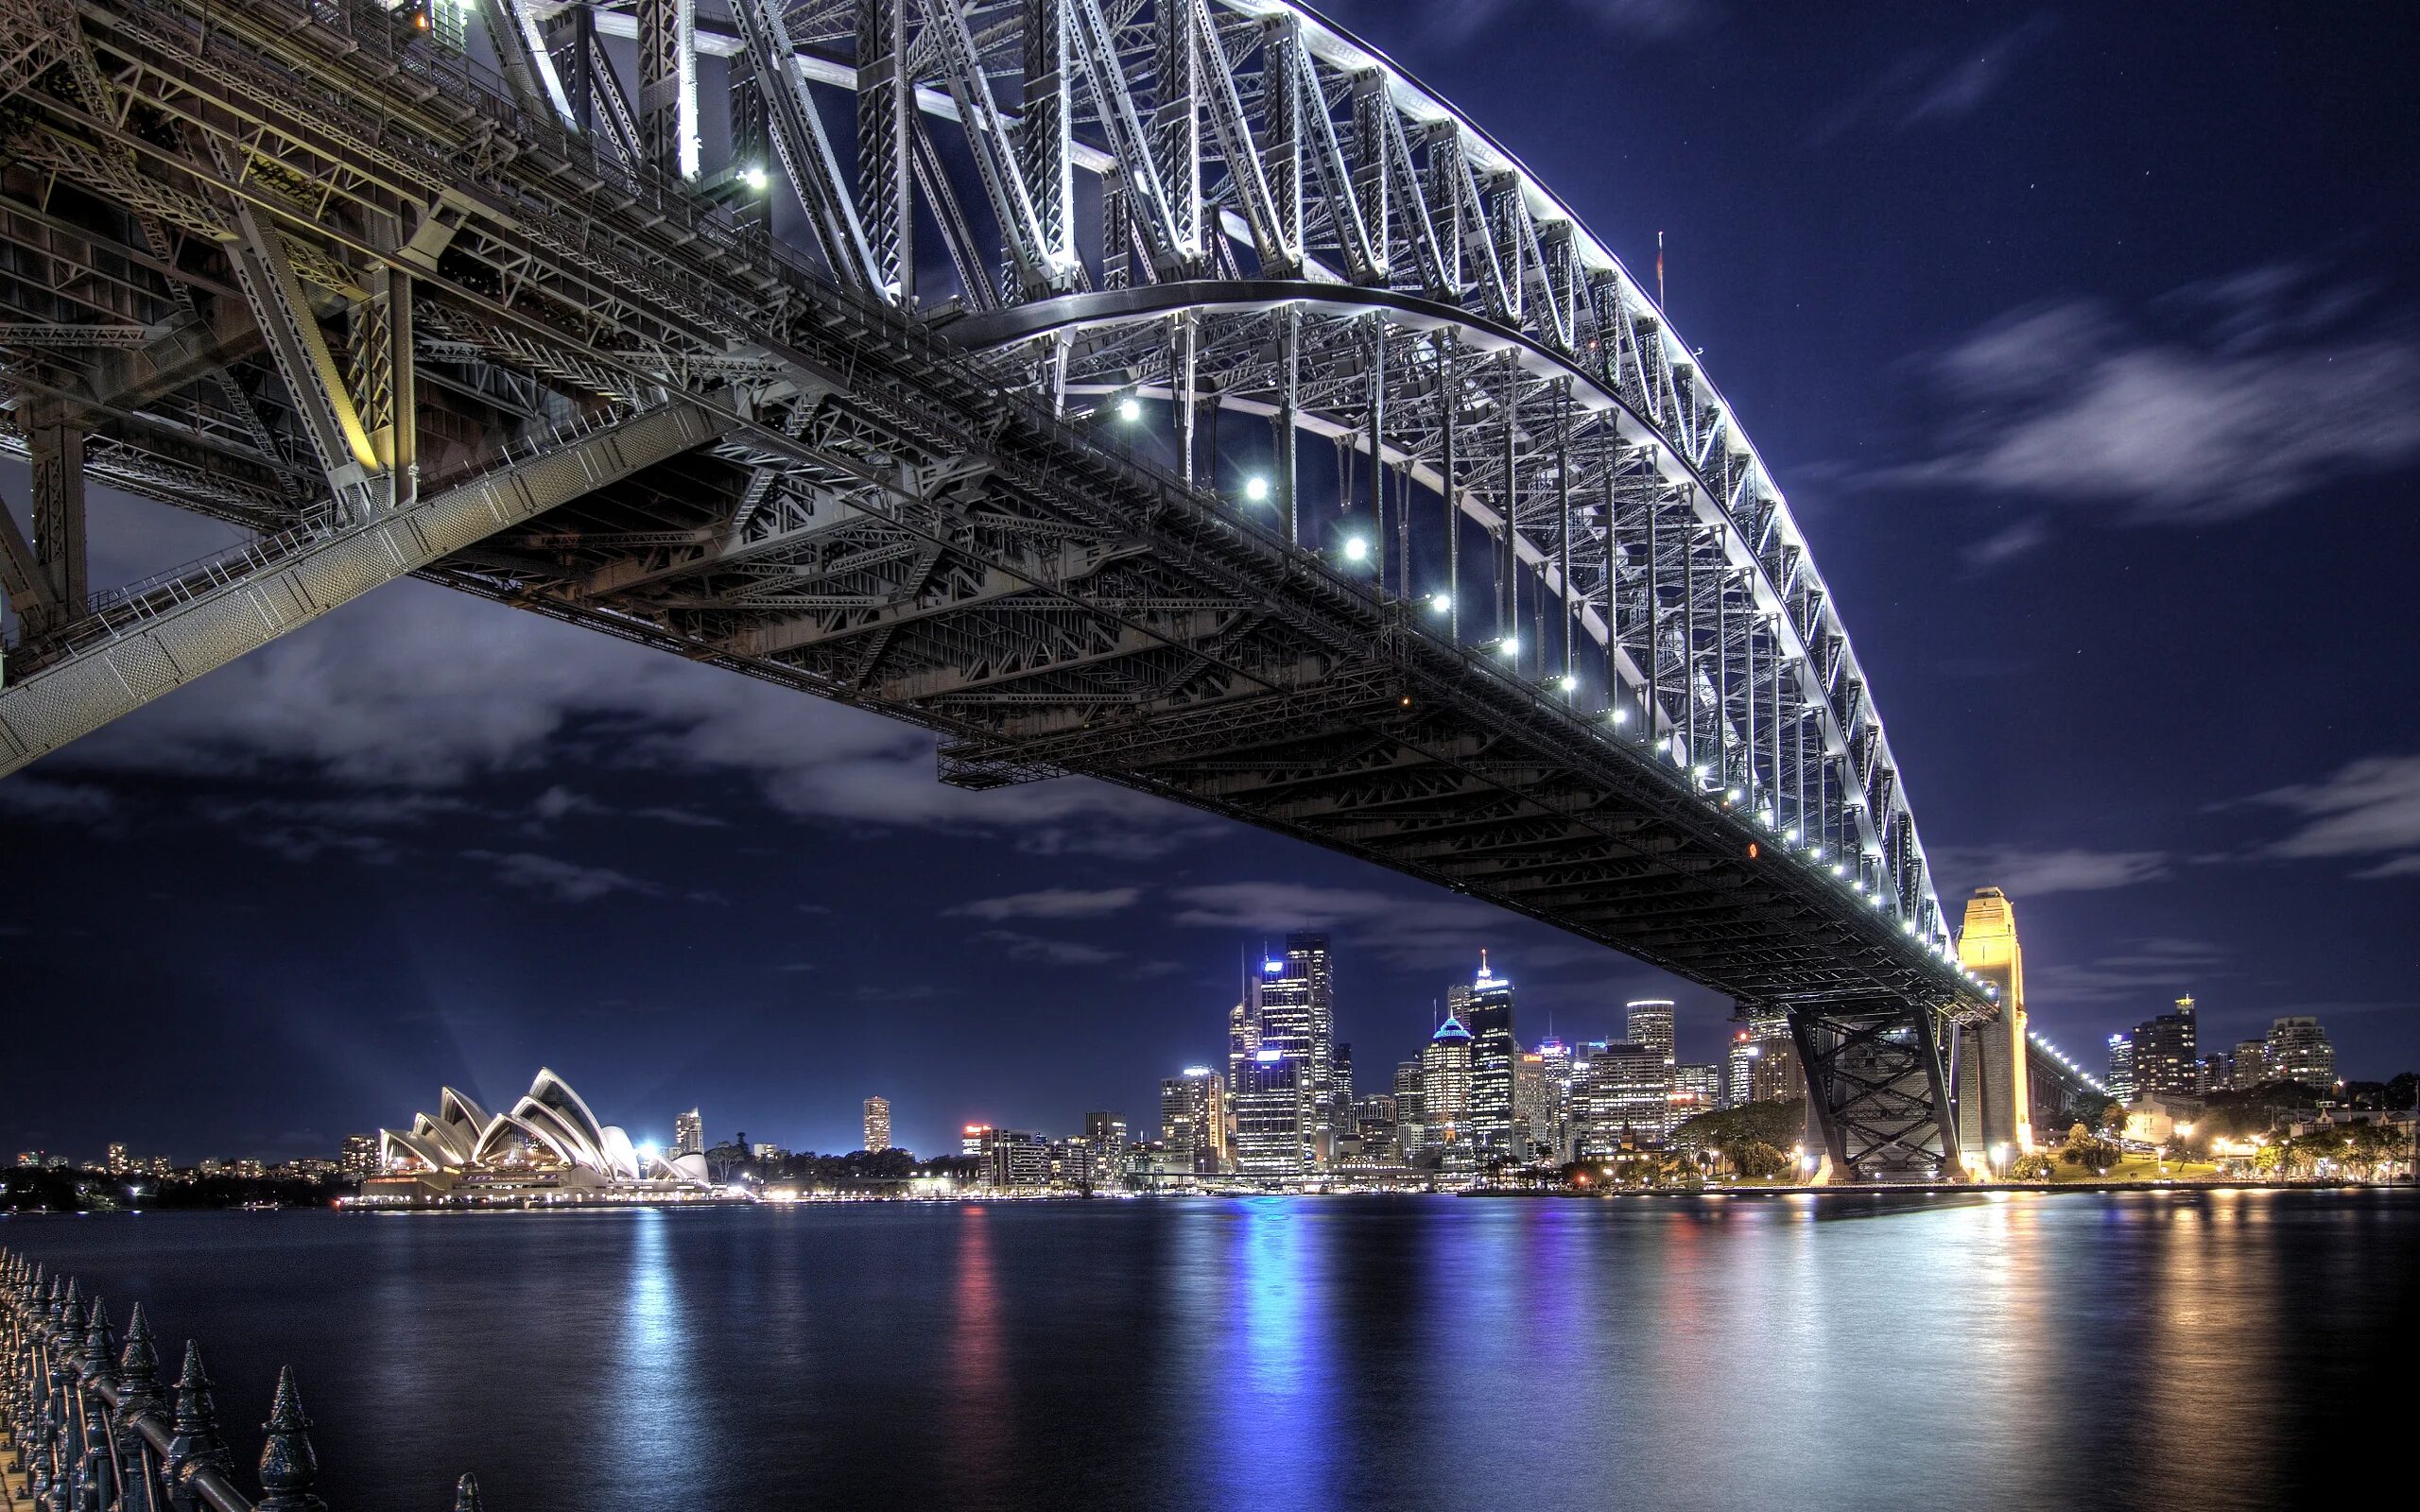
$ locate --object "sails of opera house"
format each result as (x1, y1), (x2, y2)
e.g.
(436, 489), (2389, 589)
(359, 1068), (724, 1207)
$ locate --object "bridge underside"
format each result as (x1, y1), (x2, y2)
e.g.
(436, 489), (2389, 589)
(0, 0), (1990, 1177)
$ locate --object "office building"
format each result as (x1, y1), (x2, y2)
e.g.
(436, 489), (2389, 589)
(1420, 1016), (1475, 1162)
(976, 1127), (1048, 1188)
(1252, 933), (1340, 1161)
(2126, 997), (2200, 1101)
(1626, 1000), (1675, 1068)
(1533, 1039), (1576, 1160)
(1084, 1111), (1129, 1184)
(2106, 1034), (2135, 1104)
(1392, 1059), (1425, 1157)
(1451, 954), (1519, 1161)
(1573, 1041), (1668, 1157)
(674, 1108), (705, 1157)
(863, 1096), (891, 1154)
(1725, 1028), (1758, 1109)
(1671, 1063), (1722, 1131)
(1160, 1067), (1229, 1174)
(1733, 1004), (1803, 1104)
(1235, 1049), (1315, 1178)
(2266, 1016), (2337, 1089)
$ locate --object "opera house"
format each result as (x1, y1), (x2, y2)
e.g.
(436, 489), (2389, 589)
(357, 1068), (721, 1207)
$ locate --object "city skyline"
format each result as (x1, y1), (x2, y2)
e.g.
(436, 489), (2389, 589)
(6, 1), (2417, 1164)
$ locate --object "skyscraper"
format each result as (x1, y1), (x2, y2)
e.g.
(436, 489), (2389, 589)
(1573, 1041), (1668, 1158)
(1161, 1067), (1229, 1174)
(1420, 1015), (1475, 1163)
(1737, 1004), (1803, 1103)
(2106, 1034), (2135, 1103)
(1671, 1064), (1723, 1132)
(1533, 1039), (1575, 1160)
(2266, 1016), (2336, 1088)
(1244, 934), (1339, 1163)
(1392, 1059), (1425, 1157)
(674, 1108), (704, 1156)
(105, 1143), (129, 1177)
(1235, 1049), (1315, 1178)
(2127, 996), (2199, 1100)
(1625, 1000), (1675, 1067)
(1083, 1111), (1129, 1184)
(1451, 954), (1518, 1161)
(863, 1096), (891, 1154)
(1725, 1028), (1758, 1109)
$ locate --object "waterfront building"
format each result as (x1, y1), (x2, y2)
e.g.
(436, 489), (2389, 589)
(2106, 1034), (2136, 1103)
(962, 1123), (992, 1160)
(864, 1096), (891, 1153)
(2122, 996), (2200, 1102)
(2232, 1040), (2272, 1089)
(1956, 885), (2035, 1162)
(1513, 1052), (1547, 1161)
(1452, 954), (1519, 1160)
(1351, 1094), (1404, 1166)
(2266, 1016), (2337, 1089)
(1574, 1041), (1667, 1158)
(105, 1143), (128, 1177)
(674, 1108), (705, 1156)
(365, 1069), (714, 1205)
(1160, 1068), (1229, 1174)
(1235, 1049), (1315, 1178)
(1084, 1112), (1129, 1184)
(1420, 1016), (1476, 1163)
(977, 1127), (1049, 1188)
(338, 1133), (377, 1178)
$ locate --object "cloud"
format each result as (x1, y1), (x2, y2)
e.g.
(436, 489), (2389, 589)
(2027, 936), (2229, 1007)
(1390, 0), (1702, 48)
(0, 776), (115, 822)
(1933, 845), (2170, 898)
(630, 806), (728, 829)
(2253, 753), (2420, 880)
(1169, 880), (1513, 970)
(1812, 15), (2055, 146)
(459, 849), (660, 903)
(969, 928), (1122, 966)
(943, 886), (1141, 921)
(1883, 272), (2420, 525)
(533, 785), (609, 821)
(1962, 516), (2048, 570)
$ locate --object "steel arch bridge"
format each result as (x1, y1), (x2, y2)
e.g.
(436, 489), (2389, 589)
(0, 0), (1998, 1178)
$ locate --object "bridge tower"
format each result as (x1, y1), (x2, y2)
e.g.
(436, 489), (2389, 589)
(1954, 887), (2032, 1174)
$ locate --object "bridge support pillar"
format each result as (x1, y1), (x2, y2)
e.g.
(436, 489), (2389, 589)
(1789, 1002), (1963, 1183)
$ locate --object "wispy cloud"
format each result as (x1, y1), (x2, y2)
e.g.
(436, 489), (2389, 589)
(944, 886), (1141, 921)
(1882, 268), (2420, 529)
(2028, 936), (2229, 1007)
(1170, 880), (1512, 971)
(459, 849), (660, 903)
(2252, 753), (2420, 880)
(1812, 15), (2055, 146)
(1390, 0), (1702, 49)
(0, 776), (116, 822)
(1933, 845), (2170, 899)
(968, 929), (1121, 966)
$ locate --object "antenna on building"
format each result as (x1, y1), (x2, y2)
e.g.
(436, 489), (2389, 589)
(1656, 231), (1666, 310)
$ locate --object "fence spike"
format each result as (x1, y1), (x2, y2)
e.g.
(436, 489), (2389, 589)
(81, 1297), (117, 1386)
(255, 1365), (327, 1512)
(169, 1341), (235, 1479)
(454, 1472), (486, 1512)
(115, 1302), (164, 1418)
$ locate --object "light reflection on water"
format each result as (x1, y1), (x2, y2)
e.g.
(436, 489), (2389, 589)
(7, 1190), (2411, 1512)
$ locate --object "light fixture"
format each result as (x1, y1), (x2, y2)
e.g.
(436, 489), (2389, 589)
(741, 165), (770, 192)
(1116, 396), (1142, 422)
(1501, 635), (1521, 656)
(1342, 536), (1369, 562)
(1243, 475), (1270, 503)
(1429, 593), (1451, 614)
(1558, 674), (1578, 694)
(1611, 706), (1631, 725)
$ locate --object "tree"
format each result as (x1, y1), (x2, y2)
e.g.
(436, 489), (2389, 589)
(1733, 1142), (1791, 1180)
(2009, 1152), (2055, 1181)
(2251, 1143), (2286, 1179)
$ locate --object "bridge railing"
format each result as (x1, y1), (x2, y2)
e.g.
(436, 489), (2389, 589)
(0, 1245), (486, 1511)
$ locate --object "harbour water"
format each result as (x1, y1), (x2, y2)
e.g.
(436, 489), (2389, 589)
(7, 1190), (2409, 1510)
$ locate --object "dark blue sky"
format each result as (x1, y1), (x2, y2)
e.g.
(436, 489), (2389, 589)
(6, 1), (2417, 1162)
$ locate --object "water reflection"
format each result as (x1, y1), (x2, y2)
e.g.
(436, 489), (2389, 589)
(6, 1191), (2411, 1512)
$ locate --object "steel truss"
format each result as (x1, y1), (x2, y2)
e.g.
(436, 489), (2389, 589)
(0, 0), (1988, 1177)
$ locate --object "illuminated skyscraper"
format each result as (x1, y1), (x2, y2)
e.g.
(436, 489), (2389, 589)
(1392, 1059), (1425, 1156)
(1161, 1067), (1228, 1173)
(674, 1108), (704, 1156)
(1532, 1039), (1575, 1159)
(1957, 886), (2034, 1164)
(1450, 954), (1518, 1160)
(105, 1143), (128, 1177)
(1671, 1063), (1722, 1131)
(1725, 1028), (1757, 1109)
(2231, 1039), (2271, 1089)
(2125, 996), (2199, 1101)
(1573, 1041), (1667, 1157)
(863, 1096), (891, 1154)
(2106, 1034), (2135, 1103)
(1235, 1049), (1315, 1178)
(1420, 1016), (1475, 1162)
(1626, 1000), (1675, 1067)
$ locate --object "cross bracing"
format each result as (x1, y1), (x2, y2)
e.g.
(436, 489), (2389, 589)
(0, 0), (1992, 1177)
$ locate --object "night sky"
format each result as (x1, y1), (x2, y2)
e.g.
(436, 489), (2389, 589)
(5, 1), (2417, 1163)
